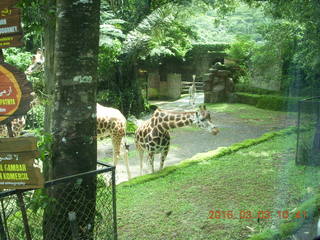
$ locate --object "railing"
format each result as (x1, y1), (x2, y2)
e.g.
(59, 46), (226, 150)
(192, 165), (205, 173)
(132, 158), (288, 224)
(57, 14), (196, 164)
(0, 161), (117, 240)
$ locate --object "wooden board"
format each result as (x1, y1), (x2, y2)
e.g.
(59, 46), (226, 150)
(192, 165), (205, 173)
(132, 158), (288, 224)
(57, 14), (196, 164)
(0, 34), (23, 48)
(0, 136), (44, 189)
(0, 8), (23, 37)
(0, 0), (19, 9)
(0, 137), (37, 152)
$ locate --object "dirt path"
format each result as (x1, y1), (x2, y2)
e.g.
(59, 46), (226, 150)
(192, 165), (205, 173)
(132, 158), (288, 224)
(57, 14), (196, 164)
(98, 93), (295, 184)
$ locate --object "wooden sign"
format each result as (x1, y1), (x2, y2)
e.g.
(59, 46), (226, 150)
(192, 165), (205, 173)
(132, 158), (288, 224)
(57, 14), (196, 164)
(0, 8), (22, 36)
(0, 62), (32, 124)
(0, 0), (24, 48)
(0, 137), (44, 189)
(0, 35), (23, 48)
(0, 0), (19, 9)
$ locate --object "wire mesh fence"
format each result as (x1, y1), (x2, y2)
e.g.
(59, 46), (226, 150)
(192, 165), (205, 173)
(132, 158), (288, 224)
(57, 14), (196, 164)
(0, 162), (117, 240)
(296, 96), (320, 165)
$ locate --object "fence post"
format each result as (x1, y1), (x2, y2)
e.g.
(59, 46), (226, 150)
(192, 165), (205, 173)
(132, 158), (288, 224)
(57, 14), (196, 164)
(68, 212), (79, 240)
(0, 212), (6, 240)
(111, 167), (117, 240)
(6, 122), (32, 240)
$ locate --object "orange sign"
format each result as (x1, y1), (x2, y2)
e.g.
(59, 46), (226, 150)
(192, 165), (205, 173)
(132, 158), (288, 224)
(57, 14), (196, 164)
(0, 63), (32, 124)
(0, 64), (21, 121)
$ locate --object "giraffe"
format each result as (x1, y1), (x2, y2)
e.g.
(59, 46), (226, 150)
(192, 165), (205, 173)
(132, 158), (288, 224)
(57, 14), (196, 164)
(0, 117), (26, 138)
(25, 48), (45, 75)
(135, 105), (219, 174)
(96, 103), (131, 179)
(189, 74), (196, 107)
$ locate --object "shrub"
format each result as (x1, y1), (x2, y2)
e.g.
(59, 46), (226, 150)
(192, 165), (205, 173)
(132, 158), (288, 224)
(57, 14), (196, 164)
(235, 92), (301, 111)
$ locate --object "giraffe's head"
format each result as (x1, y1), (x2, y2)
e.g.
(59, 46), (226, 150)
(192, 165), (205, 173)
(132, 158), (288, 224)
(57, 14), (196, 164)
(25, 48), (44, 75)
(194, 105), (219, 135)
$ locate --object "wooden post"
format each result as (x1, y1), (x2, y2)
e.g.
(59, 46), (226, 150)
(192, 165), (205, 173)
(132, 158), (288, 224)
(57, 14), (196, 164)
(5, 123), (32, 240)
(0, 49), (7, 239)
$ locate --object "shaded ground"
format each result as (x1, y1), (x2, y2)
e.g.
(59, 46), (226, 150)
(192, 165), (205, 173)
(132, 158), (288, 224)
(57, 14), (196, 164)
(98, 93), (296, 184)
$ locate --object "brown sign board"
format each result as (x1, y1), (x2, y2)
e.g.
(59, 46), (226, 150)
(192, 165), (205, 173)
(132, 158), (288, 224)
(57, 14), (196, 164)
(0, 137), (44, 189)
(0, 34), (23, 48)
(0, 8), (22, 36)
(0, 62), (32, 124)
(0, 0), (19, 9)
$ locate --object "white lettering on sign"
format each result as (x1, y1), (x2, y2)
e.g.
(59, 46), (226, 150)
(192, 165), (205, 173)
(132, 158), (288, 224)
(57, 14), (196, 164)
(0, 19), (6, 25)
(0, 108), (5, 112)
(0, 26), (17, 34)
(0, 154), (19, 162)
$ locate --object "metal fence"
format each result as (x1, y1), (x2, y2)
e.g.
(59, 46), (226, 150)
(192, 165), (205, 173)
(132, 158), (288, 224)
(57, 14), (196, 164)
(0, 162), (117, 240)
(296, 96), (320, 165)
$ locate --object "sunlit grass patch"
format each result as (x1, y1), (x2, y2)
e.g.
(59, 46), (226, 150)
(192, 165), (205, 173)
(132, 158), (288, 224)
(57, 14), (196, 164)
(116, 128), (320, 239)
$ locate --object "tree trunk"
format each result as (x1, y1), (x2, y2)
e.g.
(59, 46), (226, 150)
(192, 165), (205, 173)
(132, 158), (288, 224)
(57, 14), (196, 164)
(43, 0), (56, 181)
(43, 0), (100, 239)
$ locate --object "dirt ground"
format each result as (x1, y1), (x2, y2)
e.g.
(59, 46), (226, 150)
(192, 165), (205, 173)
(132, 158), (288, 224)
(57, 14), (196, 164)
(98, 93), (296, 184)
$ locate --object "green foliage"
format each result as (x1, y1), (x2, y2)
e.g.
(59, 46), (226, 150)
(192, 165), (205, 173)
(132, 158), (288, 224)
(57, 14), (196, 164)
(3, 48), (32, 71)
(235, 84), (280, 95)
(225, 35), (255, 83)
(26, 104), (45, 130)
(97, 90), (122, 108)
(18, 0), (45, 51)
(126, 120), (137, 134)
(33, 128), (52, 162)
(188, 2), (266, 44)
(226, 35), (255, 63)
(123, 4), (195, 61)
(235, 92), (301, 111)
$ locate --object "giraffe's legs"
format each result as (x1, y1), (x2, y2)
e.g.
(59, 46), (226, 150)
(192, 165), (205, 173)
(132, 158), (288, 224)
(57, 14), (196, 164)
(159, 148), (169, 171)
(138, 149), (144, 176)
(112, 137), (121, 166)
(147, 152), (155, 173)
(122, 142), (131, 180)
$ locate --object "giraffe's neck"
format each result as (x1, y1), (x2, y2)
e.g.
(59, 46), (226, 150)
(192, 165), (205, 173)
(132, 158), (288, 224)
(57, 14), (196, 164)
(151, 110), (197, 132)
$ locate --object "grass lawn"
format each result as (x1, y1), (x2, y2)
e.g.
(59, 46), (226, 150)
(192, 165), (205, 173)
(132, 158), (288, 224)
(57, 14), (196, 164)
(207, 103), (296, 126)
(116, 131), (320, 240)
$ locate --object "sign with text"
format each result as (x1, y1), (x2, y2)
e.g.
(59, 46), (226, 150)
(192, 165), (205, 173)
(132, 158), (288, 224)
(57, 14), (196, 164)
(0, 35), (23, 48)
(0, 8), (22, 36)
(0, 62), (32, 124)
(0, 0), (24, 48)
(0, 137), (44, 189)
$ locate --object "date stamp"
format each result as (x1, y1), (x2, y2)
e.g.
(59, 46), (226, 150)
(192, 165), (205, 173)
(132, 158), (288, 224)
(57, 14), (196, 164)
(208, 209), (307, 220)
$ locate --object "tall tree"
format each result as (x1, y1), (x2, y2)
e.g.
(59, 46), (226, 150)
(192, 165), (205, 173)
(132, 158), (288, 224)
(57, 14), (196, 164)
(42, 0), (100, 239)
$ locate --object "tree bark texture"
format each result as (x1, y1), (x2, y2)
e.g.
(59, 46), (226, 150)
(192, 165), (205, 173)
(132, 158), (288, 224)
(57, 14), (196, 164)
(43, 0), (100, 239)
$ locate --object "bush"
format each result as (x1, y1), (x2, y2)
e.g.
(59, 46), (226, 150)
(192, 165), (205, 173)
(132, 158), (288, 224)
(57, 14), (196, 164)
(235, 92), (301, 111)
(26, 104), (45, 129)
(3, 48), (32, 71)
(235, 84), (281, 95)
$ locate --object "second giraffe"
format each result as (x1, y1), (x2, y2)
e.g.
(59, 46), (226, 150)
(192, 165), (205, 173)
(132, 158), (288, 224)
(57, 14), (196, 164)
(135, 105), (219, 174)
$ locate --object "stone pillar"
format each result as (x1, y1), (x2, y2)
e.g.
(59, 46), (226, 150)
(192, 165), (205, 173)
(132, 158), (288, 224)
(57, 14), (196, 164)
(203, 62), (234, 103)
(167, 73), (181, 99)
(147, 72), (160, 99)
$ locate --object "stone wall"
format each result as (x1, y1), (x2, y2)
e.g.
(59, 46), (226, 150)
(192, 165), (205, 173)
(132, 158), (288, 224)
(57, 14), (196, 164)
(142, 44), (229, 100)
